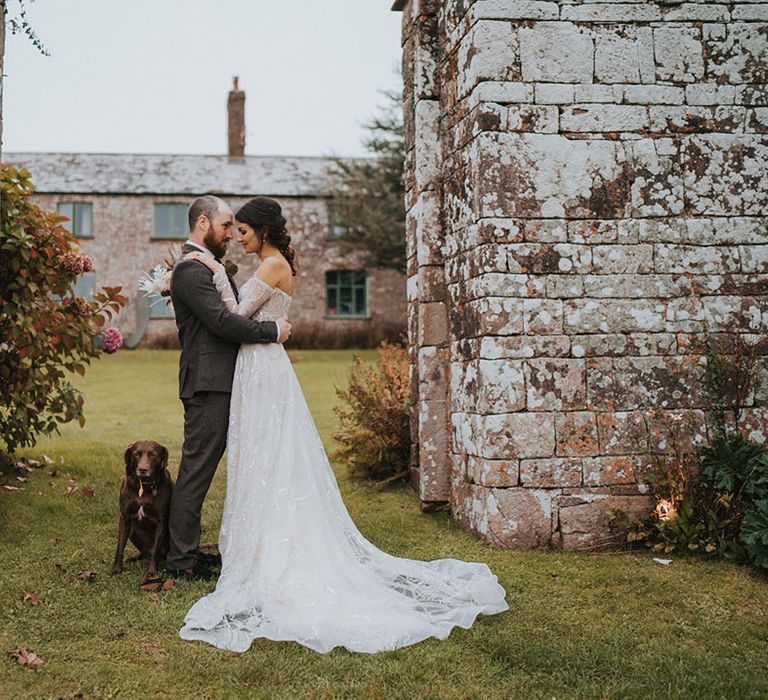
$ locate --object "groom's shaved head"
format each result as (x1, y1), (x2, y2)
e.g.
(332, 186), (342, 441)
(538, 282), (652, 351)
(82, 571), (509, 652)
(188, 195), (234, 258)
(188, 195), (227, 232)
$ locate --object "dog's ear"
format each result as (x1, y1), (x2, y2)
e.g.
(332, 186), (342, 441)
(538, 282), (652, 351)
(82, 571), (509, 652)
(124, 443), (136, 476)
(158, 443), (169, 470)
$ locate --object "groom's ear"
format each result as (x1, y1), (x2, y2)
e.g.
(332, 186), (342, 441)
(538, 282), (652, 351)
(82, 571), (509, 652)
(124, 443), (136, 476)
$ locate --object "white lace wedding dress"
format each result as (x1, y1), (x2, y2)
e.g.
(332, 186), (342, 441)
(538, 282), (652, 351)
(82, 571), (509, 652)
(179, 271), (508, 654)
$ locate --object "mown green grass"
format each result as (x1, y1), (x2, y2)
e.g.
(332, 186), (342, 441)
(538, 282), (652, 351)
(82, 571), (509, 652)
(1, 350), (767, 699)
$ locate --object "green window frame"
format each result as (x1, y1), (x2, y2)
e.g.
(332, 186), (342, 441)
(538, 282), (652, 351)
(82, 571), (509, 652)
(325, 270), (367, 317)
(153, 203), (188, 240)
(57, 202), (93, 238)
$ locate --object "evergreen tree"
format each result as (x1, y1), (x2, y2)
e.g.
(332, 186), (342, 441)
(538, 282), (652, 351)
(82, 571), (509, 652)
(326, 90), (405, 274)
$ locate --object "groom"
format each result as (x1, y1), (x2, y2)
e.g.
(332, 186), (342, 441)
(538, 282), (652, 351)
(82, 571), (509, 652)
(166, 194), (291, 581)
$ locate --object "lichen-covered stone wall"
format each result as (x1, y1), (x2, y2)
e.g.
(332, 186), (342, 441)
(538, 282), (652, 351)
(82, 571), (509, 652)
(397, 0), (768, 548)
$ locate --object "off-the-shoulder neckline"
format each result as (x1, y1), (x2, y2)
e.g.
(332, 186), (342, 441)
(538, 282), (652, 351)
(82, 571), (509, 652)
(251, 275), (293, 299)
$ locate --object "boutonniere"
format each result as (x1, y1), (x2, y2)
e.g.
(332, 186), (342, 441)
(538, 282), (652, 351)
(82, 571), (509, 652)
(224, 260), (238, 277)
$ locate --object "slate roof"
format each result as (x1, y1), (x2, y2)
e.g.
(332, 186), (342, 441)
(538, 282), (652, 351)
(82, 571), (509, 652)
(5, 152), (338, 197)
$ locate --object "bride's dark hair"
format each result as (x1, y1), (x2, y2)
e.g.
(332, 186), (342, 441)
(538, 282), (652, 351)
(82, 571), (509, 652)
(236, 196), (298, 276)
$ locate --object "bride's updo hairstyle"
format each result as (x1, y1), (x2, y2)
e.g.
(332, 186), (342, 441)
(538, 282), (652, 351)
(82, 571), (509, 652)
(236, 196), (298, 276)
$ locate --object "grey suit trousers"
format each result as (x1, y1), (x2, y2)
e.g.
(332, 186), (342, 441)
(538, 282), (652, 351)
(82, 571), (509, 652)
(167, 390), (231, 570)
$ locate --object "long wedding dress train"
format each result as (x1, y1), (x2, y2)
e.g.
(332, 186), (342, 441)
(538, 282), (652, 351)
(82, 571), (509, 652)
(179, 275), (508, 653)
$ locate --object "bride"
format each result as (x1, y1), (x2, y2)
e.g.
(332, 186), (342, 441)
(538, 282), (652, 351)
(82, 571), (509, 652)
(178, 196), (507, 654)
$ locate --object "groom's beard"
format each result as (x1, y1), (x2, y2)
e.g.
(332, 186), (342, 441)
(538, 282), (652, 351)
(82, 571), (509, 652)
(203, 231), (228, 258)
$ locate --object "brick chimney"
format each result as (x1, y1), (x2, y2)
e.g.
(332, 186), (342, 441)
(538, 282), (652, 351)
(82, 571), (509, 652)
(227, 76), (245, 160)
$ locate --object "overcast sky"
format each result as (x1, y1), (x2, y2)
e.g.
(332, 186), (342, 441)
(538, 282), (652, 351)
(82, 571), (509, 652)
(4, 0), (403, 158)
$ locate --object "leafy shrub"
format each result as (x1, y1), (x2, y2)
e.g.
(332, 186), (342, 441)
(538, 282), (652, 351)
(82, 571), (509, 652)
(700, 434), (768, 568)
(625, 333), (768, 572)
(699, 332), (759, 434)
(143, 330), (182, 350)
(623, 410), (725, 556)
(0, 166), (125, 465)
(284, 316), (405, 350)
(332, 342), (410, 485)
(741, 499), (768, 569)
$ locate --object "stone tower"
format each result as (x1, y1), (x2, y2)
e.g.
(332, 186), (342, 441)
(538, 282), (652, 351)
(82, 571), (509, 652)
(394, 0), (768, 548)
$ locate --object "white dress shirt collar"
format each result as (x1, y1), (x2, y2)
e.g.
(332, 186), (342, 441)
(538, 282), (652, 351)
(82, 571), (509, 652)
(184, 240), (214, 257)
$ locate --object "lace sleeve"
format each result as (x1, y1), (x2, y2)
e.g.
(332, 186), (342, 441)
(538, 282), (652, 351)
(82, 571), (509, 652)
(210, 266), (238, 313)
(230, 276), (275, 319)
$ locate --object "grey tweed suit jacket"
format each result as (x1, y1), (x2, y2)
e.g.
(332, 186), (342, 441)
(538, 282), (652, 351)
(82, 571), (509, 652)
(170, 243), (278, 399)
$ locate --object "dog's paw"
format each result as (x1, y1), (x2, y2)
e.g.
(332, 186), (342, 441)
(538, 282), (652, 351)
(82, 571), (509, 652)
(140, 572), (163, 589)
(109, 565), (123, 576)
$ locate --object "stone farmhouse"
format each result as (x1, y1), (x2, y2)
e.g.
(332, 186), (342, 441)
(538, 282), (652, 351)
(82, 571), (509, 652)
(395, 0), (768, 549)
(8, 80), (406, 348)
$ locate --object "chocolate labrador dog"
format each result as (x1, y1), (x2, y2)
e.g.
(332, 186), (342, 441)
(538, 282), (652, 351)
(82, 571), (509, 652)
(111, 440), (174, 583)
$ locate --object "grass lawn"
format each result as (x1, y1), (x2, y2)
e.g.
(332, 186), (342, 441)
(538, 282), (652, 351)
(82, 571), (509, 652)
(1, 349), (767, 699)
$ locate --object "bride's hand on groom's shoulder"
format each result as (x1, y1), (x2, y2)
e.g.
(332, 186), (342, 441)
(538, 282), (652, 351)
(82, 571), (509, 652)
(184, 251), (219, 273)
(277, 316), (291, 343)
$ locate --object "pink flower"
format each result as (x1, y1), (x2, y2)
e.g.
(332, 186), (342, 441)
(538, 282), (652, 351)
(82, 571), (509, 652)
(101, 327), (123, 354)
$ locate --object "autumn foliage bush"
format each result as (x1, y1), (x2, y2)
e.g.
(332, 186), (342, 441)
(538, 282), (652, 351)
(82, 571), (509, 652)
(333, 343), (411, 485)
(0, 165), (125, 465)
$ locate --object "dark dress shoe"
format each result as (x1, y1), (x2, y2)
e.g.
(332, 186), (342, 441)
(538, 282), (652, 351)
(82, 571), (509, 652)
(195, 550), (222, 567)
(166, 560), (217, 581)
